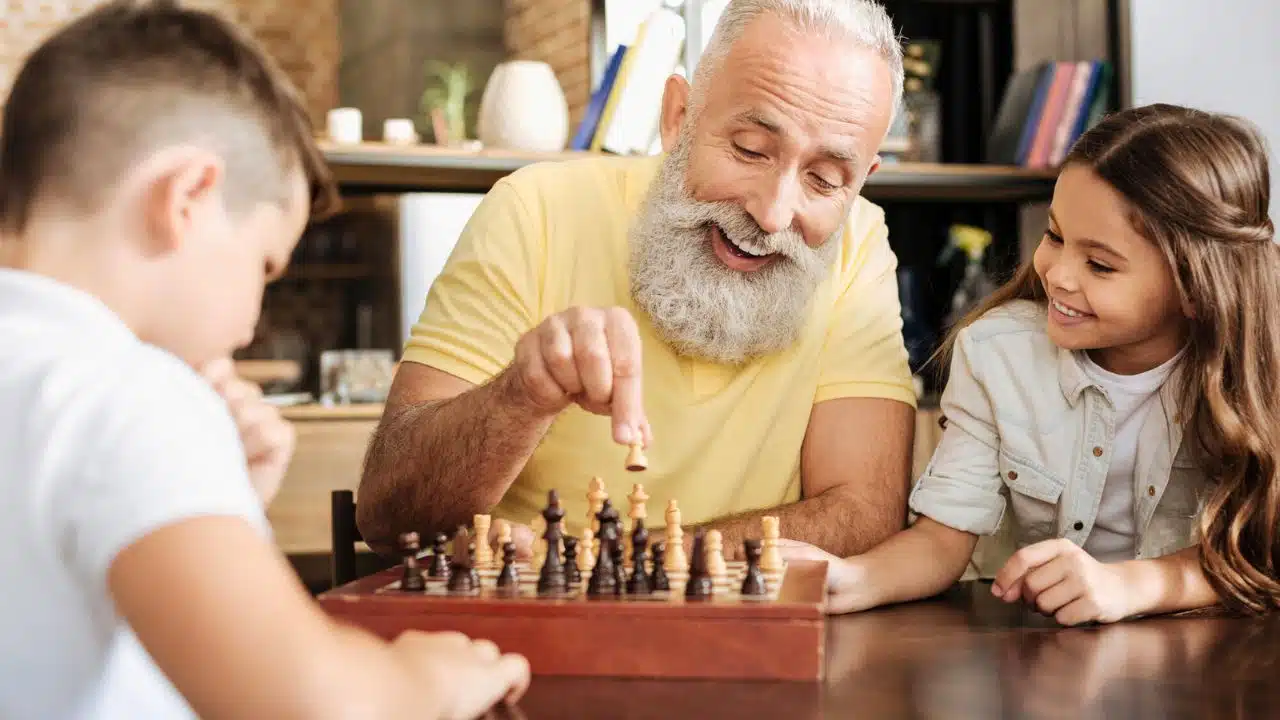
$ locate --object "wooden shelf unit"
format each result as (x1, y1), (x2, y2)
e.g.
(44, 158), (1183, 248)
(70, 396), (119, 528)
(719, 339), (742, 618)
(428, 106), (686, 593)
(320, 141), (1058, 202)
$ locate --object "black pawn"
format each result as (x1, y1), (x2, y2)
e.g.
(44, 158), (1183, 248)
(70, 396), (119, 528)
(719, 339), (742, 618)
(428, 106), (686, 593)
(650, 541), (670, 591)
(427, 531), (450, 578)
(537, 490), (568, 595)
(563, 536), (581, 584)
(398, 532), (425, 592)
(627, 520), (651, 594)
(740, 539), (768, 596)
(496, 541), (519, 592)
(685, 529), (714, 599)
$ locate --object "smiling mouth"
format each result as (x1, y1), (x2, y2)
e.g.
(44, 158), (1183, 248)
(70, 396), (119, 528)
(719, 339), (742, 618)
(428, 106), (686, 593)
(715, 223), (775, 260)
(1051, 298), (1092, 318)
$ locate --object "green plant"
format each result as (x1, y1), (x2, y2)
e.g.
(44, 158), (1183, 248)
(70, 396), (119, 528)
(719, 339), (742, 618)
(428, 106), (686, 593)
(420, 60), (473, 144)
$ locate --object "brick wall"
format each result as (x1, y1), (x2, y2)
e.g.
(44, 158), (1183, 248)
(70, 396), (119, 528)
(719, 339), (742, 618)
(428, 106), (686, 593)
(503, 0), (592, 129)
(0, 0), (339, 125)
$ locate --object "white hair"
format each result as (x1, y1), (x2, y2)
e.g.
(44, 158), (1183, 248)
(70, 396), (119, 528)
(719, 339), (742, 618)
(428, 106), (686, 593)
(692, 0), (904, 120)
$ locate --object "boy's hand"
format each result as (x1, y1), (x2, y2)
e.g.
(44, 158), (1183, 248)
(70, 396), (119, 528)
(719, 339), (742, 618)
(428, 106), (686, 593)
(394, 631), (531, 719)
(200, 358), (294, 506)
(992, 539), (1132, 625)
(775, 539), (869, 614)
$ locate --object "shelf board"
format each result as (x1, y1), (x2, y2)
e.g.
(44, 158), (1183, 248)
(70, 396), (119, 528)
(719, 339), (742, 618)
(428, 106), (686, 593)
(320, 141), (1058, 202)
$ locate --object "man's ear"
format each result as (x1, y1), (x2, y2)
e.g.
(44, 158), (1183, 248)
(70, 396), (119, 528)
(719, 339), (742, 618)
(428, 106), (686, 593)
(658, 74), (691, 153)
(866, 154), (883, 179)
(139, 149), (223, 256)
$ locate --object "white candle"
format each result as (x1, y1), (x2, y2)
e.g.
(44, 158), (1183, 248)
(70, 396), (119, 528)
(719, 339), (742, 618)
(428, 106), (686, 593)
(382, 118), (417, 145)
(326, 107), (363, 144)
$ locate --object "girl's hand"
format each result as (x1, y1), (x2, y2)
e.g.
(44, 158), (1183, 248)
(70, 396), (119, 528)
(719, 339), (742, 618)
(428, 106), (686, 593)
(775, 540), (869, 614)
(992, 539), (1133, 625)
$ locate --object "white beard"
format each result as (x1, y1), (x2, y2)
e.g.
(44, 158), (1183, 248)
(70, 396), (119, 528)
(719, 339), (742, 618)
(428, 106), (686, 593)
(628, 133), (843, 365)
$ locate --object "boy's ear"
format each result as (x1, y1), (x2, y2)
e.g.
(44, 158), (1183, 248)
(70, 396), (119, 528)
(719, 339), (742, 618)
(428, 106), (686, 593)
(139, 148), (224, 255)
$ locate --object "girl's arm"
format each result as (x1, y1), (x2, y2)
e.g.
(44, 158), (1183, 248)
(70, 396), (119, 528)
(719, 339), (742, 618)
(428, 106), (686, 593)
(1118, 546), (1220, 616)
(778, 516), (978, 613)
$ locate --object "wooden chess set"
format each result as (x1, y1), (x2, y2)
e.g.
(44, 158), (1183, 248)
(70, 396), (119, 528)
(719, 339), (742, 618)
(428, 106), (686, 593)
(319, 444), (828, 681)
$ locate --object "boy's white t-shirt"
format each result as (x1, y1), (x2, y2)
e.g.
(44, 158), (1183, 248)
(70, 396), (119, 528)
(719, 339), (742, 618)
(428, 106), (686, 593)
(1080, 351), (1179, 562)
(0, 269), (269, 719)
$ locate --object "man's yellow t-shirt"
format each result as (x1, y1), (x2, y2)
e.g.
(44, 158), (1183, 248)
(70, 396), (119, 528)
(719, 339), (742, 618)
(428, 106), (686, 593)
(401, 154), (915, 535)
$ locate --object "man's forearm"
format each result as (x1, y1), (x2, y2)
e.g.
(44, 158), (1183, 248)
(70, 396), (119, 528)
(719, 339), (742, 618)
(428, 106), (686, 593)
(1120, 546), (1221, 618)
(697, 486), (904, 560)
(357, 369), (553, 552)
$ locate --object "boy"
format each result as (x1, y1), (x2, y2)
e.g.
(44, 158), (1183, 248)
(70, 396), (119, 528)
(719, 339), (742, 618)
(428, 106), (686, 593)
(0, 2), (529, 718)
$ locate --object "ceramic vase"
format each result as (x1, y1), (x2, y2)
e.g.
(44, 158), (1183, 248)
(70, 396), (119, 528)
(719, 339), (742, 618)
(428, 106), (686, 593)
(476, 61), (569, 152)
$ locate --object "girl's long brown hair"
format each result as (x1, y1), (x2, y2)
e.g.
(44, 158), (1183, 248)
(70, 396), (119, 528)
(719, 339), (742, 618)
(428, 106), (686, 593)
(938, 103), (1280, 614)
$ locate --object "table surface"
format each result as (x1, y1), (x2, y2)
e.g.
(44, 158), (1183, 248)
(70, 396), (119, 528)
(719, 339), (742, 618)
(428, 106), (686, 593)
(484, 581), (1279, 719)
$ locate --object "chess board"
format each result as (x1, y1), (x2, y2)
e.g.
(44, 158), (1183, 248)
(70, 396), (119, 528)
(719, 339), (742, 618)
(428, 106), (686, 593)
(319, 556), (828, 681)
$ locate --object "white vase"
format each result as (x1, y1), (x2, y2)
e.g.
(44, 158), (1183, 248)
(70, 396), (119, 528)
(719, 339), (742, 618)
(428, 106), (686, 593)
(477, 61), (569, 152)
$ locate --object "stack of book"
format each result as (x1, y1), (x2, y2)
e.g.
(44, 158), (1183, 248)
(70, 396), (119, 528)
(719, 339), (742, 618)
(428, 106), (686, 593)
(570, 7), (686, 155)
(986, 60), (1113, 168)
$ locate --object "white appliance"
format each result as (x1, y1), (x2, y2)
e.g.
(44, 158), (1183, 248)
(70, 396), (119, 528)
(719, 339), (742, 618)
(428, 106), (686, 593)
(395, 193), (485, 348)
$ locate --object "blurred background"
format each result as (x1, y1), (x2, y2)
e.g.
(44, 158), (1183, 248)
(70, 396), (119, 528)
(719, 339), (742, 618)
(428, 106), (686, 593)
(2, 0), (1274, 589)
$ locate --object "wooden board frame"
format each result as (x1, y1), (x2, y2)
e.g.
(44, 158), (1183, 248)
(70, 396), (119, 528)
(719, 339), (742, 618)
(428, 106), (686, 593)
(319, 559), (828, 681)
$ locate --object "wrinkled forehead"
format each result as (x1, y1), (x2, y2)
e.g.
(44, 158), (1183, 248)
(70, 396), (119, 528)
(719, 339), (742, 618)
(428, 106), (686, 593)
(698, 19), (896, 159)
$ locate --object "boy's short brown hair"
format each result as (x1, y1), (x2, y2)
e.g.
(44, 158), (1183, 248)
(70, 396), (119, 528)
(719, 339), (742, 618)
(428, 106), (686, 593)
(0, 0), (339, 235)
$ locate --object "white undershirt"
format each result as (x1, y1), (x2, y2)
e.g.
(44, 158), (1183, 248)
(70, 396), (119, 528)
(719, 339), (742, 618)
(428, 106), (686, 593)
(1079, 351), (1179, 562)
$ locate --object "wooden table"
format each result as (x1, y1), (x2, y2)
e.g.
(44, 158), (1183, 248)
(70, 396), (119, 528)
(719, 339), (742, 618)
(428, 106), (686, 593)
(489, 581), (1279, 719)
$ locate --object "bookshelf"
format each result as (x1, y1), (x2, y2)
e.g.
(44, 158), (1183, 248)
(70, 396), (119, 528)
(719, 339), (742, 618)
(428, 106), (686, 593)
(321, 141), (1058, 202)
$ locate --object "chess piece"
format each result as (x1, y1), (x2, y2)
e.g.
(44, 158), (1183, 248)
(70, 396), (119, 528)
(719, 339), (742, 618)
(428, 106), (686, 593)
(586, 476), (608, 537)
(625, 483), (648, 563)
(626, 520), (651, 594)
(495, 520), (512, 561)
(537, 490), (568, 595)
(626, 441), (647, 471)
(496, 541), (519, 592)
(428, 531), (450, 578)
(649, 541), (670, 591)
(706, 530), (727, 580)
(587, 500), (622, 596)
(741, 539), (768, 596)
(563, 536), (581, 584)
(579, 527), (596, 572)
(664, 500), (687, 572)
(685, 530), (714, 599)
(446, 527), (477, 593)
(760, 516), (783, 572)
(473, 514), (493, 567)
(398, 532), (425, 592)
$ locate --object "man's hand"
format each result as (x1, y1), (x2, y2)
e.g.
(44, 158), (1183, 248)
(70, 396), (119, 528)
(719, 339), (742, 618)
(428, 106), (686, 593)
(201, 358), (295, 506)
(775, 539), (870, 614)
(505, 306), (652, 447)
(992, 539), (1133, 625)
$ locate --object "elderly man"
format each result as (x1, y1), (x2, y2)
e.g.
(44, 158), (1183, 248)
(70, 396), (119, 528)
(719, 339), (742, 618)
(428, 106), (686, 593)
(357, 0), (916, 559)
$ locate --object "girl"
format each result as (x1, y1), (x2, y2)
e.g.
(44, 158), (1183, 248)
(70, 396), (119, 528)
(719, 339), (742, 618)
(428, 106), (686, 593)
(781, 103), (1280, 624)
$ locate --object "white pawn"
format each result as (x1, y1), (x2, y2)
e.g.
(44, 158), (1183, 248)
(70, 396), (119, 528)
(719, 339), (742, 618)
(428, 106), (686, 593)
(578, 527), (596, 573)
(530, 514), (546, 571)
(760, 516), (783, 572)
(664, 499), (687, 572)
(495, 519), (513, 560)
(706, 529), (727, 580)
(473, 514), (492, 567)
(625, 483), (648, 562)
(587, 477), (608, 534)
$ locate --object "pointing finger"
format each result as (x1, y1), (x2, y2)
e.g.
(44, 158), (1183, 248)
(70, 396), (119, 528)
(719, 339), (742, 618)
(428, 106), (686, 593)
(604, 307), (646, 446)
